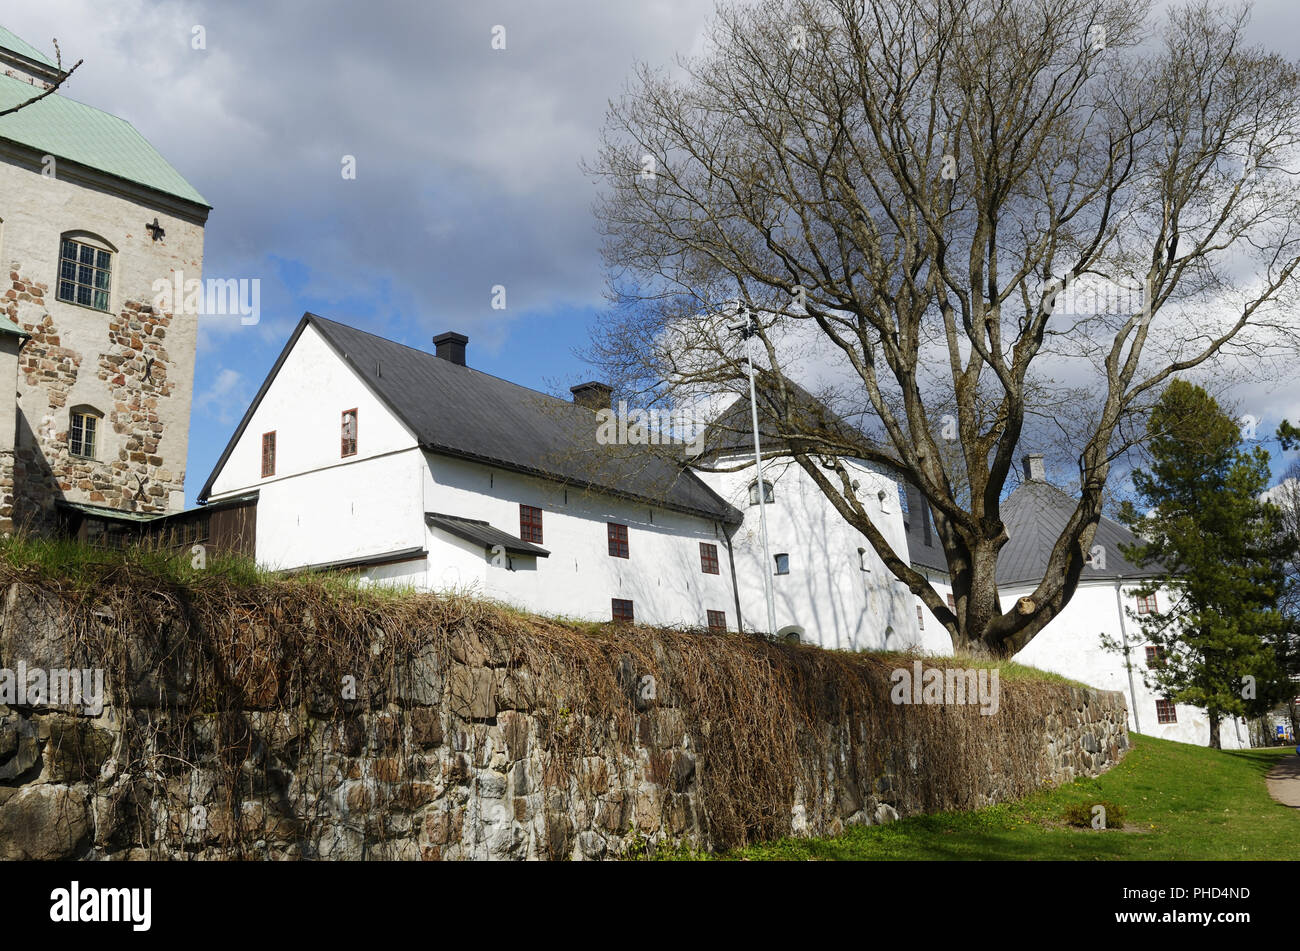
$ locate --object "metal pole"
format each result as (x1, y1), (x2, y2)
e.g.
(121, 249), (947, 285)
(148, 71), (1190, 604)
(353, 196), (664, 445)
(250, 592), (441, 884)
(1115, 580), (1142, 734)
(738, 310), (778, 637)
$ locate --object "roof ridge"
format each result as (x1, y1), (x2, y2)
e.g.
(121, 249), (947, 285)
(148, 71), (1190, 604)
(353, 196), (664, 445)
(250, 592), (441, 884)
(307, 313), (585, 410)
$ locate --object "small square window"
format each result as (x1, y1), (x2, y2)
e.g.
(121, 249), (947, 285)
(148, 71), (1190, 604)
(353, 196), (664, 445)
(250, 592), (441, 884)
(608, 522), (629, 558)
(1136, 593), (1158, 615)
(700, 542), (720, 575)
(612, 598), (634, 623)
(341, 408), (358, 457)
(774, 553), (790, 575)
(1145, 646), (1166, 668)
(1155, 699), (1177, 724)
(261, 431), (276, 478)
(519, 504), (543, 544)
(706, 610), (726, 632)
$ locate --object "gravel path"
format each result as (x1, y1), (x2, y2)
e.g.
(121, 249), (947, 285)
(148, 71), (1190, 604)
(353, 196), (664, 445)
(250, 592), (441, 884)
(1265, 753), (1300, 808)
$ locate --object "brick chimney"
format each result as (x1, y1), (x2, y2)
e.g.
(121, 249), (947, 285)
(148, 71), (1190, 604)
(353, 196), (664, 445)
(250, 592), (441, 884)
(1022, 453), (1045, 482)
(433, 332), (468, 366)
(570, 381), (613, 410)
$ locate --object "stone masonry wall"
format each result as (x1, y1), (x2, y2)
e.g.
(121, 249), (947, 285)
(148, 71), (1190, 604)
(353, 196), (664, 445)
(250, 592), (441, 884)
(0, 145), (206, 534)
(0, 582), (1129, 860)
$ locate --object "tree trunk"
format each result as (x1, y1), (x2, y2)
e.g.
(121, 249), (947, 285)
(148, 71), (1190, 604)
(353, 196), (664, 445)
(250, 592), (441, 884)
(1208, 715), (1222, 750)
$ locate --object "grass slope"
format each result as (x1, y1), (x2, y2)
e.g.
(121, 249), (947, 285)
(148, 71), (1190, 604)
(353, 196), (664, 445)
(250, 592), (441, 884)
(716, 734), (1300, 860)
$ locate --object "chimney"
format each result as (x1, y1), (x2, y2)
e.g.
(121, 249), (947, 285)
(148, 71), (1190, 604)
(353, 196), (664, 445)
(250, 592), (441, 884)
(1022, 453), (1045, 482)
(570, 381), (613, 411)
(433, 332), (468, 366)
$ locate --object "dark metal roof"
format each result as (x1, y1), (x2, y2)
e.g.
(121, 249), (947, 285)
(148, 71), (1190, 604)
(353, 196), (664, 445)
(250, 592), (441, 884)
(426, 512), (550, 558)
(698, 375), (879, 461)
(996, 479), (1162, 586)
(200, 314), (740, 525)
(284, 545), (427, 575)
(902, 483), (948, 573)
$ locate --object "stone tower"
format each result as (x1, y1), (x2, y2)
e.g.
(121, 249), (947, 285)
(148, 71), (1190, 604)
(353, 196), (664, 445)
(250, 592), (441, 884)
(0, 26), (209, 533)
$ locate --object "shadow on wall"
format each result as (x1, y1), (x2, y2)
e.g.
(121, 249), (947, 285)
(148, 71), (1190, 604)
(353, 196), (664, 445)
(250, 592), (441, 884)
(10, 414), (63, 534)
(740, 460), (917, 652)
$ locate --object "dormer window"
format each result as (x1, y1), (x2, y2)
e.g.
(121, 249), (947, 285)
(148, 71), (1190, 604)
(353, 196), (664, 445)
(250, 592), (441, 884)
(57, 236), (112, 312)
(69, 407), (101, 459)
(748, 479), (774, 505)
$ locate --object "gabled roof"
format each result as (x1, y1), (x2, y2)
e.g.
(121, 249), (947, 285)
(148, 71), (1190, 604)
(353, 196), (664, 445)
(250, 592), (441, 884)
(698, 375), (881, 462)
(0, 72), (209, 208)
(200, 314), (741, 525)
(0, 26), (56, 68)
(996, 479), (1162, 586)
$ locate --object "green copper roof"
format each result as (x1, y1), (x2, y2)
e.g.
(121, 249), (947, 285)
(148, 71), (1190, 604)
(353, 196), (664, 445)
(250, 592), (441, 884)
(0, 72), (209, 207)
(0, 26), (56, 68)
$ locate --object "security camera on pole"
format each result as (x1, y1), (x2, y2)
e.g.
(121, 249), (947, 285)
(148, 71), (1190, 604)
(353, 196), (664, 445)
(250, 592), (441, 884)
(729, 305), (778, 637)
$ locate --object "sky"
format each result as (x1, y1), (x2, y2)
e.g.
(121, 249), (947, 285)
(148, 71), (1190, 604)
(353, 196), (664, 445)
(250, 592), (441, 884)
(4, 0), (1300, 507)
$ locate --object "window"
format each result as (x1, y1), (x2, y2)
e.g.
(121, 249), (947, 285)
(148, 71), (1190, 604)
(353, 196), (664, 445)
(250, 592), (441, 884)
(612, 598), (634, 623)
(748, 479), (774, 505)
(700, 542), (720, 574)
(341, 408), (358, 457)
(774, 552), (790, 575)
(69, 410), (98, 459)
(57, 237), (112, 311)
(916, 604), (924, 630)
(1145, 646), (1166, 668)
(261, 431), (276, 478)
(1155, 699), (1177, 724)
(607, 522), (629, 558)
(706, 610), (727, 632)
(520, 504), (543, 544)
(1135, 593), (1158, 615)
(946, 593), (956, 611)
(858, 547), (870, 571)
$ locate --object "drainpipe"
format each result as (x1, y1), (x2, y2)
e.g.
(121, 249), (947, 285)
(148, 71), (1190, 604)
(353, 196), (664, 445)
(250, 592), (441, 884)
(1115, 579), (1143, 734)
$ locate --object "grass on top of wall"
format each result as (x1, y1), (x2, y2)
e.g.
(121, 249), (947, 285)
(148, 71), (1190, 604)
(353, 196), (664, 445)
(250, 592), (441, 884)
(666, 734), (1299, 860)
(0, 535), (1085, 682)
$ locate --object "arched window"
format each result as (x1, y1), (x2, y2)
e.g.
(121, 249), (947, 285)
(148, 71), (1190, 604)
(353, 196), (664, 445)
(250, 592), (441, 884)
(57, 232), (115, 312)
(748, 479), (774, 505)
(69, 405), (103, 459)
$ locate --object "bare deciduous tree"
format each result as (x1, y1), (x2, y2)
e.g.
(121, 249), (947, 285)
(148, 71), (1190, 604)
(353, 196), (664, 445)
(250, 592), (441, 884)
(587, 0), (1300, 656)
(0, 39), (82, 118)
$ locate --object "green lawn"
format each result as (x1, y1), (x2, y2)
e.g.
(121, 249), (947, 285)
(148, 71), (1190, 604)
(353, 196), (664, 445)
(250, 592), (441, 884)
(712, 734), (1300, 860)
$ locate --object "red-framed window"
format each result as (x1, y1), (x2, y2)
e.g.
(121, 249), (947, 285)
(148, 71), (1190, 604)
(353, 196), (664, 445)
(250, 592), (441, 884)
(706, 610), (726, 632)
(1145, 646), (1166, 668)
(946, 593), (956, 611)
(607, 523), (629, 558)
(1135, 593), (1158, 615)
(612, 598), (634, 623)
(341, 408), (358, 457)
(1155, 699), (1177, 724)
(916, 604), (924, 630)
(519, 504), (543, 544)
(700, 542), (720, 575)
(261, 431), (276, 478)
